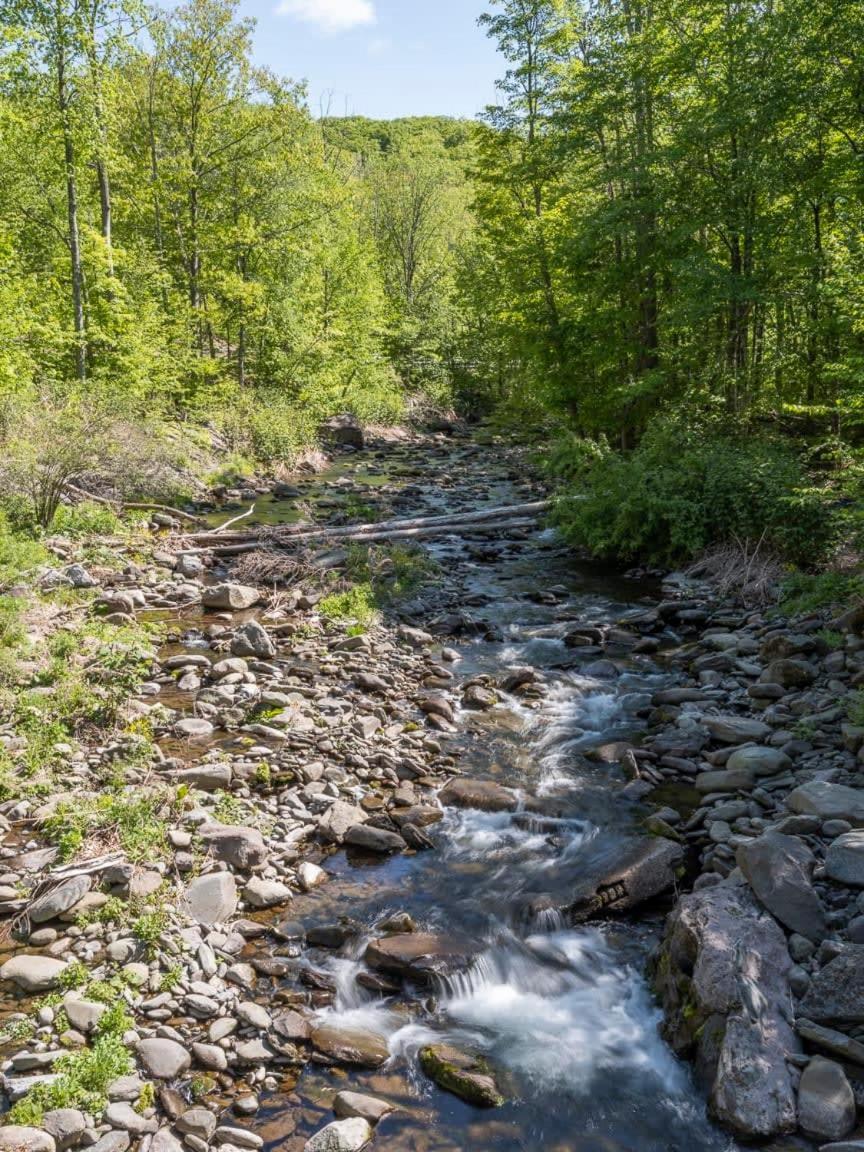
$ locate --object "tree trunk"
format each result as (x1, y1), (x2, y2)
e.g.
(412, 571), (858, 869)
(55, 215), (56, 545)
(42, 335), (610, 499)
(58, 34), (86, 382)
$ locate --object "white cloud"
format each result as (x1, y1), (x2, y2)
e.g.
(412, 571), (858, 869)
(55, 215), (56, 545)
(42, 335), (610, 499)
(276, 0), (376, 32)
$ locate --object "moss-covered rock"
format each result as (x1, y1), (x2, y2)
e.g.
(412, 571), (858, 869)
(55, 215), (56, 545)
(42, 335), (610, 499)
(419, 1044), (504, 1108)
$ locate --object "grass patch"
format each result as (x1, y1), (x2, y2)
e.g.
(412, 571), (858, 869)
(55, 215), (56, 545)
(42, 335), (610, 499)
(319, 582), (379, 629)
(8, 1034), (132, 1125)
(778, 570), (864, 616)
(42, 790), (172, 863)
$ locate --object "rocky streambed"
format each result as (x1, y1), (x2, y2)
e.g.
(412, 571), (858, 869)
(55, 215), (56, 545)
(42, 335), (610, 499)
(2, 431), (864, 1152)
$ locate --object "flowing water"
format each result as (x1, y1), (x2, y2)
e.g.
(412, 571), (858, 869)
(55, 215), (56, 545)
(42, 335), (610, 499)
(191, 441), (737, 1151)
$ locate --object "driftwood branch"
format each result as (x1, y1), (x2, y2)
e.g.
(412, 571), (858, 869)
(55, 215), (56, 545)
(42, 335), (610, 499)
(211, 503), (256, 534)
(65, 483), (202, 525)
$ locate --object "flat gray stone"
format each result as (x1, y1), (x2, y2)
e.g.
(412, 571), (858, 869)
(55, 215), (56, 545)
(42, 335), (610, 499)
(202, 584), (260, 611)
(181, 873), (237, 926)
(200, 825), (267, 870)
(243, 877), (291, 909)
(702, 715), (772, 744)
(0, 1128), (56, 1152)
(787, 781), (864, 827)
(726, 745), (791, 777)
(0, 955), (67, 992)
(800, 947), (864, 1024)
(28, 875), (91, 923)
(737, 832), (825, 941)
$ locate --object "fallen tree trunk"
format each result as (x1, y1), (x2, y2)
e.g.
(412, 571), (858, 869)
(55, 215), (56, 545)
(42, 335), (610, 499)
(189, 516), (543, 559)
(178, 499), (550, 549)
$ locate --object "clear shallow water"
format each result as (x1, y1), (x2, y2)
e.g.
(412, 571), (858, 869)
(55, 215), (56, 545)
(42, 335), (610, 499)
(196, 444), (737, 1152)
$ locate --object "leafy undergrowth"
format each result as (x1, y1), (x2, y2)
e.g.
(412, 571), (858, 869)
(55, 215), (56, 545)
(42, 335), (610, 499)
(319, 542), (439, 632)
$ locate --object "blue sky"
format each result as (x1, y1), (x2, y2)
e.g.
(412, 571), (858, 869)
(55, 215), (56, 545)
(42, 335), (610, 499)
(236, 0), (503, 120)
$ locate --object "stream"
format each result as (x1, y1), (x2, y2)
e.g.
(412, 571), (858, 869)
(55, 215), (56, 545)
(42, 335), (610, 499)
(179, 437), (738, 1152)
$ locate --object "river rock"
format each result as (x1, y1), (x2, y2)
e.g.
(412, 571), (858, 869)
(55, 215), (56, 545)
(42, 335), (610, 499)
(0, 955), (68, 992)
(796, 1018), (864, 1066)
(176, 1108), (218, 1141)
(136, 1037), (192, 1079)
(310, 1025), (389, 1068)
(199, 825), (267, 870)
(654, 882), (799, 1138)
(0, 1128), (56, 1152)
(343, 824), (406, 853)
(231, 621), (275, 659)
(799, 946), (864, 1024)
(319, 800), (368, 843)
(173, 763), (232, 791)
(174, 717), (214, 739)
(825, 831), (864, 887)
(181, 872), (237, 925)
(419, 1044), (503, 1107)
(41, 1110), (85, 1152)
(28, 874), (91, 923)
(304, 1117), (372, 1152)
(243, 877), (291, 908)
(333, 1091), (394, 1124)
(364, 932), (475, 981)
(725, 745), (791, 777)
(702, 715), (773, 744)
(760, 658), (815, 688)
(63, 996), (107, 1034)
(695, 768), (755, 794)
(736, 831), (826, 940)
(798, 1057), (856, 1141)
(202, 584), (260, 610)
(319, 414), (364, 450)
(437, 778), (517, 813)
(568, 836), (683, 921)
(787, 781), (864, 827)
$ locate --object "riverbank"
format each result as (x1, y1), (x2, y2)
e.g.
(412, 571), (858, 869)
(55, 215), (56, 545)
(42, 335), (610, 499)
(0, 429), (862, 1152)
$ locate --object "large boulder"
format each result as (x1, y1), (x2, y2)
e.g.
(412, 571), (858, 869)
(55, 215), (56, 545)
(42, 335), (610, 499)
(787, 781), (864, 827)
(736, 831), (826, 941)
(318, 414), (364, 450)
(567, 836), (683, 922)
(799, 946), (864, 1024)
(0, 1128), (56, 1152)
(201, 584), (260, 611)
(653, 882), (799, 1139)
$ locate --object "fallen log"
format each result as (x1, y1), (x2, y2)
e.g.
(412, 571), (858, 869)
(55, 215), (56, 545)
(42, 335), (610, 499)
(188, 516), (544, 559)
(178, 499), (550, 549)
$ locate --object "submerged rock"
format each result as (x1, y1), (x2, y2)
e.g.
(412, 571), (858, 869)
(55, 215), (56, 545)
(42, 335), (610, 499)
(419, 1044), (504, 1107)
(304, 1116), (372, 1152)
(653, 882), (799, 1139)
(310, 1025), (389, 1068)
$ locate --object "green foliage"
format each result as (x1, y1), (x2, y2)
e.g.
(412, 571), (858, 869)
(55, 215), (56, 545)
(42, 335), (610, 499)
(51, 502), (124, 538)
(8, 1035), (132, 1125)
(551, 418), (837, 566)
(319, 583), (379, 629)
(846, 690), (864, 728)
(779, 570), (864, 615)
(42, 791), (170, 864)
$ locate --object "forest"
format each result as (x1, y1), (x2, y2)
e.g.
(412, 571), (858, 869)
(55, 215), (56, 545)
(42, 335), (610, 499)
(3, 0), (864, 567)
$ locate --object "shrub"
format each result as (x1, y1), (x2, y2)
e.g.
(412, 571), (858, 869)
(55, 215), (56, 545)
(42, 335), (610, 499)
(550, 417), (837, 566)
